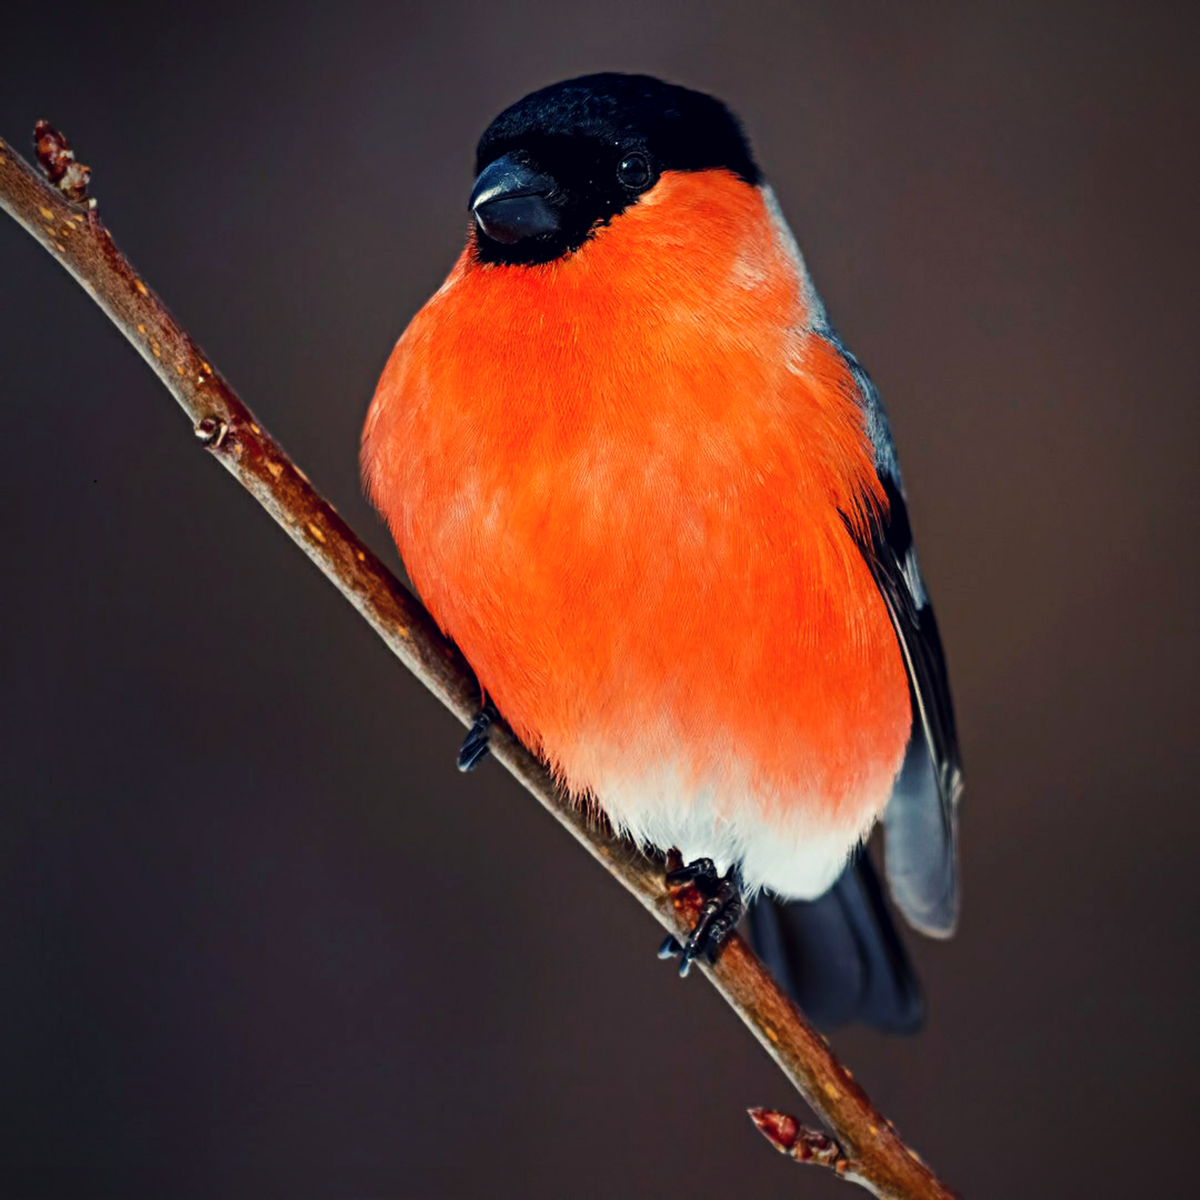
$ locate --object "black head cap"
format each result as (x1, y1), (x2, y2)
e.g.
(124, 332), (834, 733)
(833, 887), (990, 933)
(470, 73), (761, 266)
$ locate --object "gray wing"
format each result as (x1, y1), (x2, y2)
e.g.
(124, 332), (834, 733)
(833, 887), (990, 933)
(841, 348), (963, 938)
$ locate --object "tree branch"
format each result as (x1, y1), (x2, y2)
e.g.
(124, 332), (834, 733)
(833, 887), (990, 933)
(0, 125), (958, 1199)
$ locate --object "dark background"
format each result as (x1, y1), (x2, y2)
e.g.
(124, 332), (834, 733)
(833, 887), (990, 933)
(3, 2), (1197, 1197)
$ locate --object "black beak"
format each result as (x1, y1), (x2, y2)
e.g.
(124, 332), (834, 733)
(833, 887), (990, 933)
(470, 154), (559, 245)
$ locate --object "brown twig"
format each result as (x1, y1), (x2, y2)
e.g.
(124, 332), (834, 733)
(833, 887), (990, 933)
(0, 125), (958, 1199)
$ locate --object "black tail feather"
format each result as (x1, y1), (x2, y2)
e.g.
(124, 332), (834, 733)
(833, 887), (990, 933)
(744, 851), (923, 1034)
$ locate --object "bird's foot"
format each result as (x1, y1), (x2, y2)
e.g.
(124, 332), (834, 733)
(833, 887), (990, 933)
(457, 698), (499, 772)
(657, 857), (745, 977)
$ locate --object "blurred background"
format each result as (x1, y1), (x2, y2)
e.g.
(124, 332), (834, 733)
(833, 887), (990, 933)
(3, 2), (1198, 1197)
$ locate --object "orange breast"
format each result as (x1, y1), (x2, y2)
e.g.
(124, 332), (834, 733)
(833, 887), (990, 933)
(363, 170), (910, 836)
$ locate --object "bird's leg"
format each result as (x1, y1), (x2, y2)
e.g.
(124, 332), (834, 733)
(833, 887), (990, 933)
(657, 857), (745, 977)
(457, 697), (499, 772)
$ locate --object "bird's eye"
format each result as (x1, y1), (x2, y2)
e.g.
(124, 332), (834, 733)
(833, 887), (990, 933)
(616, 152), (652, 191)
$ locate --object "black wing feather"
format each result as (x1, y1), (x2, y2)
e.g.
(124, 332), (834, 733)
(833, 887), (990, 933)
(861, 474), (963, 936)
(839, 351), (963, 937)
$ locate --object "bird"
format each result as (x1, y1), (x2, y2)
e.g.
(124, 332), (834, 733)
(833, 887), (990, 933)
(362, 73), (962, 1032)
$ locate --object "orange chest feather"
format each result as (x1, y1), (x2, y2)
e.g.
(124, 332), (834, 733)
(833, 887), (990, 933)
(363, 172), (909, 812)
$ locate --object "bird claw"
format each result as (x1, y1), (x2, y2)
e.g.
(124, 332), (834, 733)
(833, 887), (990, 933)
(658, 934), (683, 960)
(659, 858), (744, 976)
(457, 699), (499, 772)
(666, 856), (718, 886)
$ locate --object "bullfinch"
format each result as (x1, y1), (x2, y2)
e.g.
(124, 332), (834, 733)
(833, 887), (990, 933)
(362, 74), (962, 1031)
